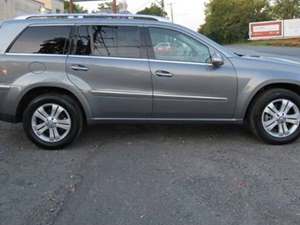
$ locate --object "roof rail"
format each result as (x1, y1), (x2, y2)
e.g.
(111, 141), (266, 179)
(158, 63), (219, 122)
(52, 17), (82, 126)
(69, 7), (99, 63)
(14, 13), (170, 22)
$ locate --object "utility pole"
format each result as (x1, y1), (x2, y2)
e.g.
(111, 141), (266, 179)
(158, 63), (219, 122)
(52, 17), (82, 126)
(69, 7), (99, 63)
(161, 0), (165, 10)
(112, 0), (117, 13)
(169, 2), (174, 23)
(69, 0), (73, 13)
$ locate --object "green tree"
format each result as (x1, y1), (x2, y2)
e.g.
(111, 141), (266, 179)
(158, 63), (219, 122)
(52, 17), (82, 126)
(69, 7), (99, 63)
(137, 3), (167, 17)
(199, 0), (271, 44)
(64, 1), (87, 13)
(271, 0), (300, 19)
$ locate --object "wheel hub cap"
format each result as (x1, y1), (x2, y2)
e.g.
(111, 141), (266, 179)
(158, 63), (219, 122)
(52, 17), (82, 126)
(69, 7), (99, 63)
(31, 104), (72, 143)
(278, 116), (285, 124)
(262, 99), (300, 138)
(46, 118), (56, 128)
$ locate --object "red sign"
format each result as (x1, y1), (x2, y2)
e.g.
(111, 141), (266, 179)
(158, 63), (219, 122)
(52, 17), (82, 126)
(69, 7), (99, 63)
(250, 21), (283, 40)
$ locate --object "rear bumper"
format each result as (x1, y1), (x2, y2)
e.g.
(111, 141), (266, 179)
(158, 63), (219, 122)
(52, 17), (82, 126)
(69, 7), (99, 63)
(0, 85), (19, 123)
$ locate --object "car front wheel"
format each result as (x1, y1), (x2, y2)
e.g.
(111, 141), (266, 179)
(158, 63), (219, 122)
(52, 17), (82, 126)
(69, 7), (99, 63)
(249, 88), (300, 144)
(23, 94), (83, 150)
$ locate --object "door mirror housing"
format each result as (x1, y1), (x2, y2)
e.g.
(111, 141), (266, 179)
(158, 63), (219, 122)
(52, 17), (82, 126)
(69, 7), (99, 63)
(211, 54), (224, 67)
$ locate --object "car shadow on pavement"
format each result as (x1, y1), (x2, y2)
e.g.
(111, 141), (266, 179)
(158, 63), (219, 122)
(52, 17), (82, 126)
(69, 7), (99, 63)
(75, 123), (260, 149)
(1, 122), (297, 152)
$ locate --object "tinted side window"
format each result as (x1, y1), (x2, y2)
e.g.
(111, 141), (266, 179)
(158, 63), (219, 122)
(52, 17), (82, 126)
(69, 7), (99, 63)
(149, 28), (211, 63)
(76, 26), (141, 58)
(8, 26), (71, 55)
(76, 26), (91, 55)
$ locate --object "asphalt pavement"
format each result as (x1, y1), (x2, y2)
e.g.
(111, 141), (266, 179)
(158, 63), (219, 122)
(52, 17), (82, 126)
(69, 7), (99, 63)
(1, 46), (300, 225)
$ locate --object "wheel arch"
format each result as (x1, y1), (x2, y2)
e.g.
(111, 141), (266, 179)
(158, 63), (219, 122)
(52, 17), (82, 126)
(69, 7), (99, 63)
(244, 82), (300, 121)
(16, 86), (90, 123)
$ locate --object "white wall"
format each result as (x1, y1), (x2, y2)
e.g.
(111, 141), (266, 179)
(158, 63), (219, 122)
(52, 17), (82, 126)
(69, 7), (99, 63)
(15, 0), (42, 17)
(0, 0), (42, 20)
(0, 0), (14, 20)
(51, 0), (64, 13)
(250, 18), (300, 40)
(284, 19), (300, 38)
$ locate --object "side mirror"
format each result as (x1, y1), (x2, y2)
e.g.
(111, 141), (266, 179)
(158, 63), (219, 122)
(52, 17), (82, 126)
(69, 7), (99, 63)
(211, 54), (224, 67)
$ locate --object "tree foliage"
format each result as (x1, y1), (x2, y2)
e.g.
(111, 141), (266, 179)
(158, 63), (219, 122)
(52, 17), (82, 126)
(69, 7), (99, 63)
(64, 1), (87, 13)
(199, 0), (300, 44)
(271, 0), (300, 19)
(199, 0), (272, 44)
(137, 3), (167, 17)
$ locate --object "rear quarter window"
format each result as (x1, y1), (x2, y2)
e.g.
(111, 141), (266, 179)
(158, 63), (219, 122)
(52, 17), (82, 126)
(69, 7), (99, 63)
(8, 26), (71, 55)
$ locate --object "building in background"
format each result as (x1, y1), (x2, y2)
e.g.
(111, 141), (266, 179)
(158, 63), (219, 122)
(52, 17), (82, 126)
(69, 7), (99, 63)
(37, 0), (64, 13)
(0, 0), (42, 20)
(0, 0), (64, 20)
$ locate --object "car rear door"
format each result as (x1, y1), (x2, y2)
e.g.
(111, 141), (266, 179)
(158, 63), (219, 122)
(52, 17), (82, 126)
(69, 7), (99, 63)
(146, 27), (237, 119)
(66, 24), (152, 119)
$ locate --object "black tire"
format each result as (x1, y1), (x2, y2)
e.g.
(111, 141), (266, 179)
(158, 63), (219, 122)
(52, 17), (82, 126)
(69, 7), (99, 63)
(23, 94), (84, 150)
(249, 88), (300, 145)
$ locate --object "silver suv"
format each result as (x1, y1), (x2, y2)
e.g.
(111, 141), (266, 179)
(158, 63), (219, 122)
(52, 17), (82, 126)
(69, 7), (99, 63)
(1, 14), (300, 149)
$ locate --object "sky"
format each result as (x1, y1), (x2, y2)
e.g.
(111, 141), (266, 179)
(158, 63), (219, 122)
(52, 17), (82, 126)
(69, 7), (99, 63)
(76, 0), (207, 31)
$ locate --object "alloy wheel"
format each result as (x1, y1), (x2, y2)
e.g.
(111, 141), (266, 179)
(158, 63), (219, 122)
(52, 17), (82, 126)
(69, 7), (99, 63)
(261, 99), (300, 138)
(31, 103), (72, 143)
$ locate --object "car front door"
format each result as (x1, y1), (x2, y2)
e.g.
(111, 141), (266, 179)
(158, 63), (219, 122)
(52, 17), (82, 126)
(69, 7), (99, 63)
(66, 24), (152, 119)
(147, 27), (237, 119)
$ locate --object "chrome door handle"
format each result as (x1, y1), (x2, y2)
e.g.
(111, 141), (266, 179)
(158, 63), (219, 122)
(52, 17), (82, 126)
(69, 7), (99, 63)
(155, 70), (174, 77)
(71, 65), (89, 71)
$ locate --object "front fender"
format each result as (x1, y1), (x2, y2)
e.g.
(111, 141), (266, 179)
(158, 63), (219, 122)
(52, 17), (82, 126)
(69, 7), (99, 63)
(230, 57), (300, 120)
(235, 79), (300, 120)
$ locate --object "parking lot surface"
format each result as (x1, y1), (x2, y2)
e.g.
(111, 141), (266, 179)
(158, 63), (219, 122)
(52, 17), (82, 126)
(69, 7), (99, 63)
(1, 46), (300, 225)
(1, 122), (300, 225)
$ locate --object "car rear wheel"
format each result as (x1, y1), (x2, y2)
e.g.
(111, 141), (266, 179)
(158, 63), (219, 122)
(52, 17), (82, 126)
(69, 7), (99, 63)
(23, 94), (83, 150)
(249, 89), (300, 145)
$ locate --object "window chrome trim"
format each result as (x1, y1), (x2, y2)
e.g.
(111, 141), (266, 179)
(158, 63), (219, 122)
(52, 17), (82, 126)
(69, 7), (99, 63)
(149, 59), (212, 66)
(68, 55), (212, 65)
(69, 54), (149, 62)
(28, 23), (75, 27)
(4, 53), (68, 57)
(4, 53), (212, 65)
